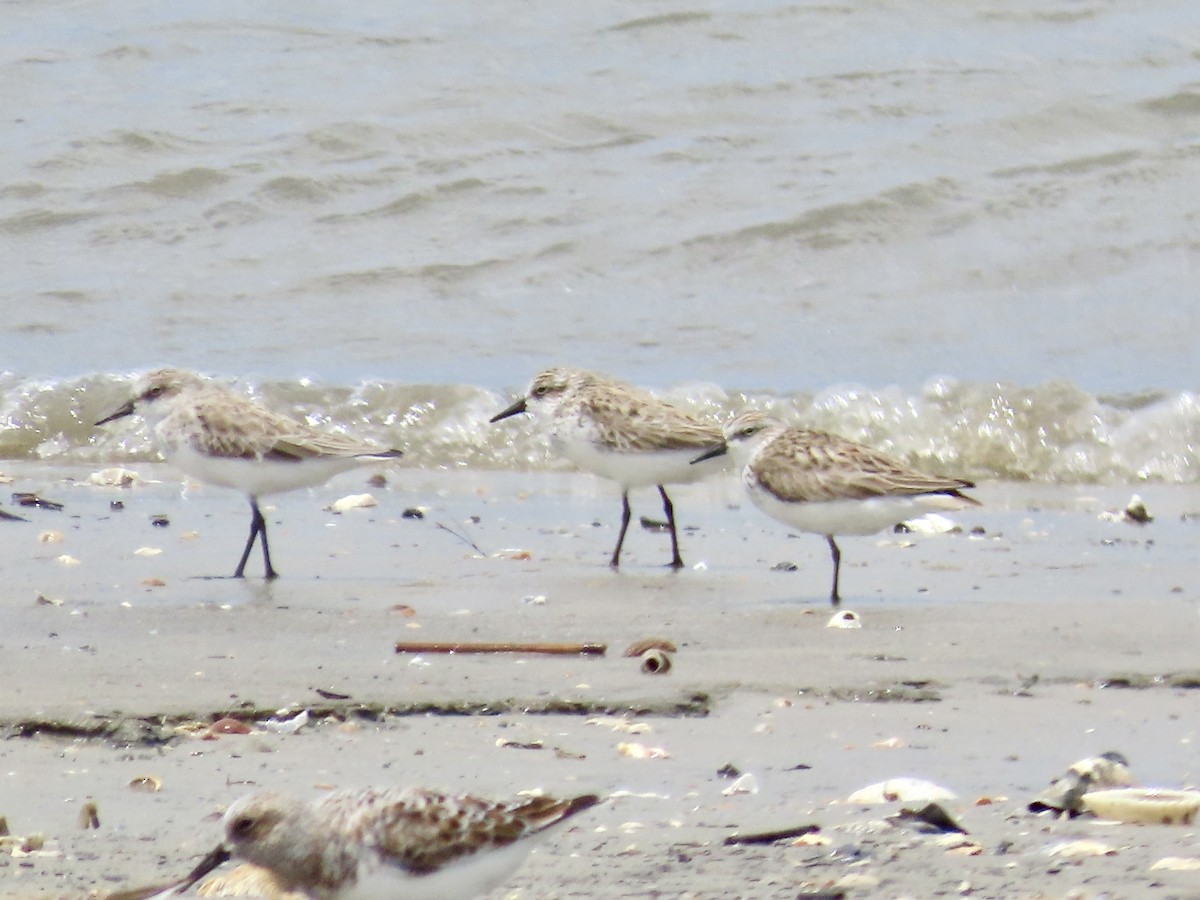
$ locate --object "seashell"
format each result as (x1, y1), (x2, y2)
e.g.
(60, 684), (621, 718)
(617, 741), (671, 760)
(492, 548), (532, 560)
(888, 802), (967, 834)
(585, 716), (651, 734)
(638, 649), (672, 675)
(1151, 857), (1200, 871)
(128, 775), (162, 792)
(495, 738), (544, 750)
(1048, 839), (1116, 858)
(1123, 494), (1152, 523)
(134, 546), (162, 556)
(1080, 788), (1200, 825)
(327, 493), (377, 513)
(88, 467), (141, 488)
(1098, 494), (1154, 524)
(895, 513), (962, 535)
(872, 737), (906, 749)
(848, 778), (957, 805)
(260, 709), (309, 735)
(207, 717), (252, 736)
(792, 832), (831, 846)
(78, 801), (99, 830)
(1029, 751), (1133, 815)
(721, 773), (759, 796)
(55, 554), (81, 566)
(827, 610), (861, 629)
(38, 530), (64, 544)
(623, 638), (678, 657)
(13, 833), (49, 855)
(141, 578), (167, 588)
(34, 593), (63, 607)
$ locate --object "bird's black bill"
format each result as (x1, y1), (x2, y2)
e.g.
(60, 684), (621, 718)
(95, 400), (135, 426)
(175, 844), (232, 892)
(489, 397), (528, 423)
(691, 443), (728, 465)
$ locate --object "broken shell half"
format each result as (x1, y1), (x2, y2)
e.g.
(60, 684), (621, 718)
(827, 610), (862, 629)
(1081, 788), (1200, 825)
(623, 637), (678, 657)
(128, 775), (162, 793)
(848, 777), (957, 804)
(638, 649), (672, 674)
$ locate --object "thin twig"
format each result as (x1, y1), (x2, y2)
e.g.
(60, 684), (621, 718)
(724, 824), (821, 845)
(434, 521), (486, 557)
(395, 641), (607, 656)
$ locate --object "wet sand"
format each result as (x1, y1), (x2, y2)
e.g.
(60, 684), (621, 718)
(1, 463), (1199, 898)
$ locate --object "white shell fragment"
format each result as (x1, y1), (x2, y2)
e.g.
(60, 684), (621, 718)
(1048, 839), (1117, 858)
(827, 610), (862, 629)
(896, 513), (962, 535)
(55, 555), (81, 567)
(259, 709), (310, 735)
(88, 467), (142, 488)
(134, 546), (163, 557)
(37, 531), (64, 544)
(617, 742), (671, 760)
(327, 493), (377, 513)
(585, 717), (651, 734)
(848, 778), (957, 804)
(721, 773), (759, 796)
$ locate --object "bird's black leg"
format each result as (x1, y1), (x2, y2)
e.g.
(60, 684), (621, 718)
(826, 534), (841, 606)
(658, 485), (684, 569)
(610, 492), (632, 569)
(235, 498), (279, 579)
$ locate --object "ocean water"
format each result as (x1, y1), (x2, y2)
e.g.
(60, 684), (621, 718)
(2, 1), (1198, 480)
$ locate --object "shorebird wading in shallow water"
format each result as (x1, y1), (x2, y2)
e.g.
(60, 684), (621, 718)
(173, 787), (601, 900)
(490, 367), (723, 569)
(693, 411), (978, 605)
(95, 368), (402, 579)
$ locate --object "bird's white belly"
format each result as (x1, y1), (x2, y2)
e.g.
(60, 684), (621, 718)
(338, 840), (534, 900)
(747, 483), (964, 537)
(167, 444), (364, 498)
(554, 432), (721, 489)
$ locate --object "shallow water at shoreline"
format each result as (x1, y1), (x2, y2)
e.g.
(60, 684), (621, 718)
(2, 371), (1198, 484)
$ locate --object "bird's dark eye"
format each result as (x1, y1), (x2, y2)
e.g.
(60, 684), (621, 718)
(533, 385), (549, 397)
(146, 386), (164, 400)
(230, 816), (255, 838)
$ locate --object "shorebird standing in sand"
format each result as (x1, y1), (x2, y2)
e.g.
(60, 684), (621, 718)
(693, 411), (978, 605)
(95, 368), (402, 579)
(490, 367), (723, 569)
(167, 787), (600, 900)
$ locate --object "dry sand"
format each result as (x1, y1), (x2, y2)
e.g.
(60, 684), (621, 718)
(1, 463), (1199, 899)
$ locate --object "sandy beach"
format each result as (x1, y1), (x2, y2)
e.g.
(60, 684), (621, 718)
(0, 463), (1198, 898)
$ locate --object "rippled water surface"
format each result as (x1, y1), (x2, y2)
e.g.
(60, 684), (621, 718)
(2, 1), (1198, 477)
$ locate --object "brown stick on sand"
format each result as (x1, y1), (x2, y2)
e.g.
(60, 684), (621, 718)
(394, 640), (607, 656)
